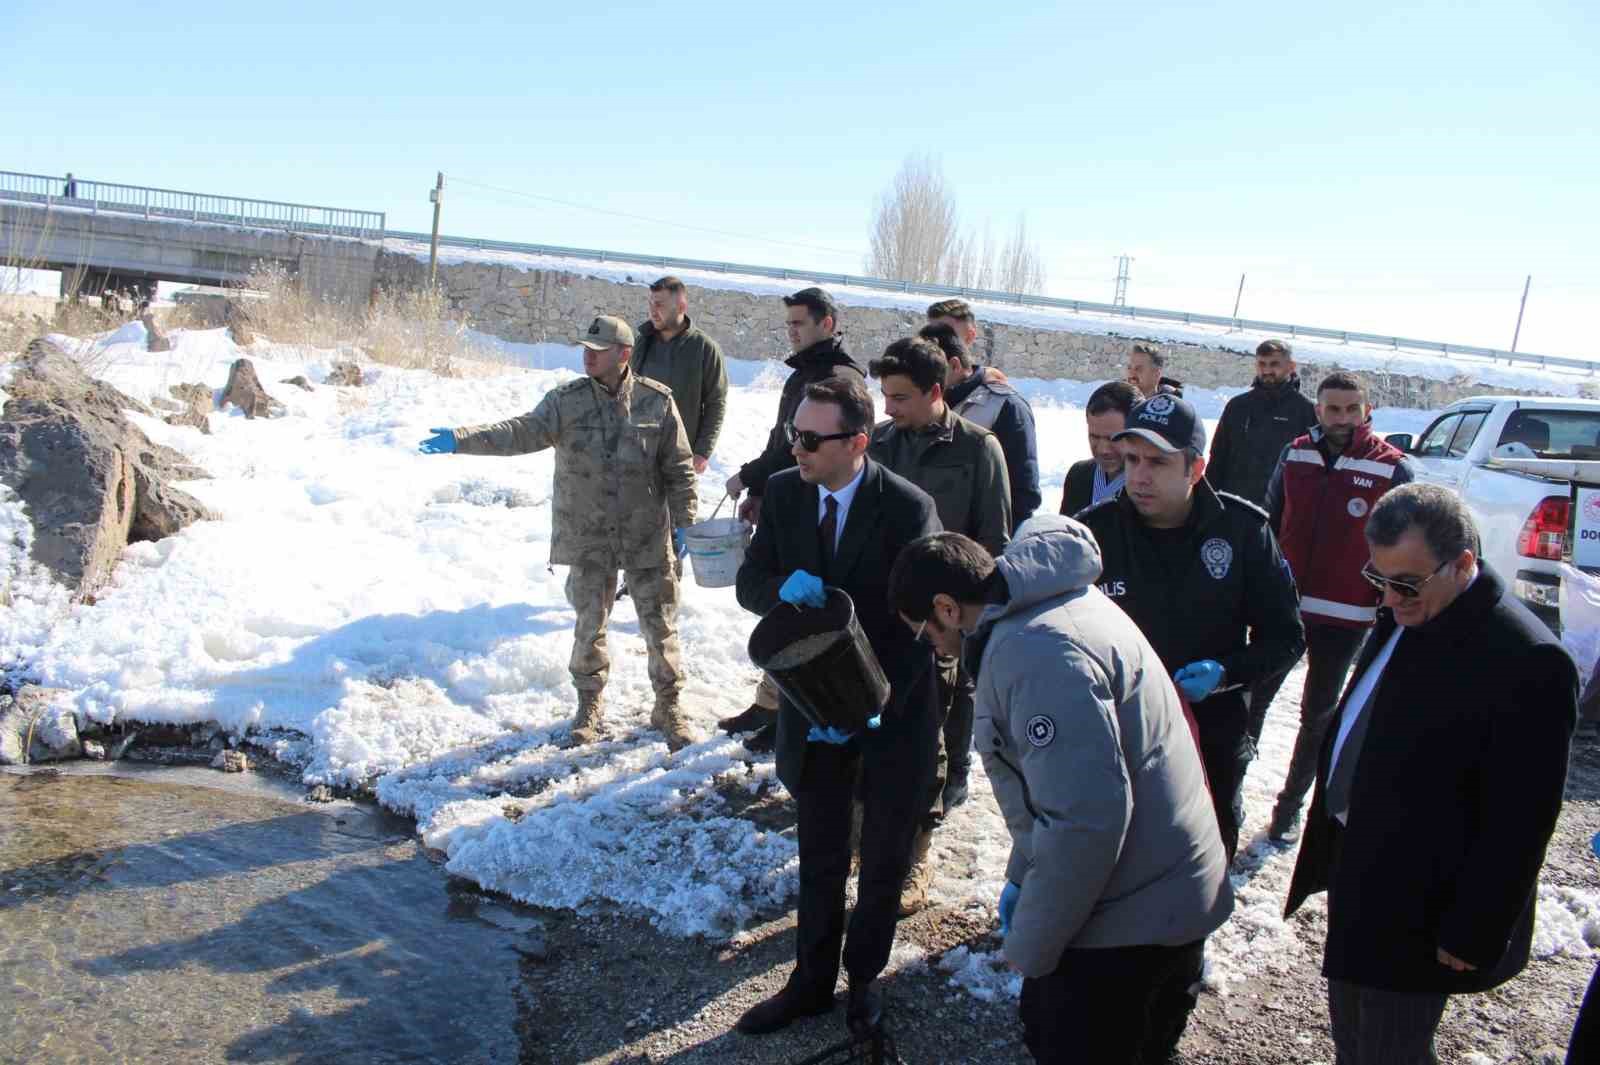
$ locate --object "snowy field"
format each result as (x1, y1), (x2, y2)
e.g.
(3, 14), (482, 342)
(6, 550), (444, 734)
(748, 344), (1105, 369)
(1, 323), (1595, 1007)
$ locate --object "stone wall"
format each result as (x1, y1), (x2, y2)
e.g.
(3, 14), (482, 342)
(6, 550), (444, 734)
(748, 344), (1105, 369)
(374, 251), (1547, 410)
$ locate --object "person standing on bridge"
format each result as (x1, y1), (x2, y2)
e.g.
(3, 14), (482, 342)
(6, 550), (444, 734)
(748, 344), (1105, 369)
(417, 315), (701, 752)
(631, 276), (729, 476)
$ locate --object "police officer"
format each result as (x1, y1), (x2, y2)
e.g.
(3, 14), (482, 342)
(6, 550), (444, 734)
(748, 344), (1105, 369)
(867, 336), (1011, 913)
(418, 315), (700, 750)
(1077, 395), (1304, 862)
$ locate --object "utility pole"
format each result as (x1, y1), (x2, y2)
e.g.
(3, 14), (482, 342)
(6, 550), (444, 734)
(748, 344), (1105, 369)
(1113, 255), (1131, 307)
(1232, 273), (1246, 320)
(1510, 274), (1531, 353)
(427, 172), (445, 287)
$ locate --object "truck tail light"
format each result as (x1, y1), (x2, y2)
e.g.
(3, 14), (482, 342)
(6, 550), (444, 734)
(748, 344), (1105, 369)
(1516, 496), (1570, 561)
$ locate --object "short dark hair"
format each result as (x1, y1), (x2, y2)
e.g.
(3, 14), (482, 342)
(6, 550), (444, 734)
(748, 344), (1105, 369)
(926, 298), (973, 322)
(1318, 371), (1366, 399)
(1131, 341), (1165, 369)
(888, 533), (996, 622)
(917, 322), (970, 368)
(803, 374), (875, 435)
(783, 286), (838, 324)
(1086, 380), (1140, 418)
(1256, 339), (1293, 360)
(649, 276), (686, 296)
(1365, 483), (1480, 561)
(869, 337), (947, 394)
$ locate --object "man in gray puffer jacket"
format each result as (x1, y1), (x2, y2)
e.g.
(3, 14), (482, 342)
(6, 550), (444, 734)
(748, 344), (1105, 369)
(888, 516), (1233, 1064)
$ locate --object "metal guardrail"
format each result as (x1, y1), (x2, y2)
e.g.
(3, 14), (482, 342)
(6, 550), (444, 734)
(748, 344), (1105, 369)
(0, 170), (385, 241)
(385, 228), (1595, 375)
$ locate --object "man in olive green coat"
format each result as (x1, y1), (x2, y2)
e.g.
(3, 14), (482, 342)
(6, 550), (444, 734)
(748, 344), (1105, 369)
(419, 316), (699, 750)
(632, 276), (729, 473)
(867, 335), (1010, 914)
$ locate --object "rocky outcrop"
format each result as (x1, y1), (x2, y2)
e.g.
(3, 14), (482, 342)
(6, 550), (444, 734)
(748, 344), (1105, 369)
(0, 686), (81, 765)
(164, 383), (212, 434)
(281, 375), (314, 392)
(0, 339), (214, 600)
(141, 312), (173, 353)
(224, 300), (255, 346)
(219, 358), (284, 419)
(326, 361), (364, 387)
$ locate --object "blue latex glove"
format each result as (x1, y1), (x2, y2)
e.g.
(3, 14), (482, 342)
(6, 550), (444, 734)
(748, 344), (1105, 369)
(998, 881), (1021, 936)
(418, 427), (456, 455)
(807, 725), (855, 745)
(1174, 660), (1225, 702)
(672, 528), (688, 560)
(779, 570), (826, 608)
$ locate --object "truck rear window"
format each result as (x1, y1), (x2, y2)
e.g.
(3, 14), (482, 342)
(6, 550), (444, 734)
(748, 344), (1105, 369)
(1497, 409), (1600, 458)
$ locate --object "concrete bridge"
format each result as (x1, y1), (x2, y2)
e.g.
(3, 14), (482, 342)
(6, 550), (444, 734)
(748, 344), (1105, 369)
(0, 171), (384, 306)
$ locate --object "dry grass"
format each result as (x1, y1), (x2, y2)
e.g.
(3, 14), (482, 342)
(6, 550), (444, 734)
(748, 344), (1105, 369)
(235, 264), (494, 375)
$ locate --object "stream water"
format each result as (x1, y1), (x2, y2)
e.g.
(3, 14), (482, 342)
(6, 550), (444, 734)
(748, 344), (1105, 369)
(0, 765), (546, 1064)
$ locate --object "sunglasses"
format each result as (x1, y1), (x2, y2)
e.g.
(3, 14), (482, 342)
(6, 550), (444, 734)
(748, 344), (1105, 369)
(785, 423), (857, 452)
(1360, 559), (1450, 599)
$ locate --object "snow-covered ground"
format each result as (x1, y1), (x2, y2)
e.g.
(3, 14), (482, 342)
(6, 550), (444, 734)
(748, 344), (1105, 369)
(399, 238), (1599, 396)
(1, 324), (1594, 1006)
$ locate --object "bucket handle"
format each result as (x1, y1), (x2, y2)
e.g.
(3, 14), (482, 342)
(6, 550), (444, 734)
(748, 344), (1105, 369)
(705, 492), (732, 525)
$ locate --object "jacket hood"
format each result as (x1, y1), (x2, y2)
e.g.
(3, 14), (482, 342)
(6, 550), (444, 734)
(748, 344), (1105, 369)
(984, 514), (1104, 623)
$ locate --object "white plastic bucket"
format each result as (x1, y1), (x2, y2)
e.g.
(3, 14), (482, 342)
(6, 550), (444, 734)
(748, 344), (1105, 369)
(684, 517), (751, 588)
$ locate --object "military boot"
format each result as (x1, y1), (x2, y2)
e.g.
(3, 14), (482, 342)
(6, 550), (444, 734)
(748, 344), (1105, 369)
(569, 690), (604, 746)
(651, 694), (698, 753)
(898, 826), (935, 917)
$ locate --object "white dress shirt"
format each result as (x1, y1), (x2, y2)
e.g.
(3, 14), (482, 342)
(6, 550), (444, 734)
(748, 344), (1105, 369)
(817, 462), (867, 552)
(1326, 625), (1403, 825)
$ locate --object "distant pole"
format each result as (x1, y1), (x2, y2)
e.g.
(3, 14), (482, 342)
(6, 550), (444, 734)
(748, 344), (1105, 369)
(1232, 273), (1246, 320)
(1113, 255), (1131, 307)
(1510, 274), (1531, 353)
(427, 172), (445, 287)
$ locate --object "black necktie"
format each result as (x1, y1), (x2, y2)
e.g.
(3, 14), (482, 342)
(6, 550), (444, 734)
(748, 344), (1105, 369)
(1326, 668), (1382, 824)
(819, 494), (838, 572)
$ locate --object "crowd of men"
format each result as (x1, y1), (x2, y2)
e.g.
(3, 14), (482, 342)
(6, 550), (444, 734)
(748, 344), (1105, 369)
(420, 281), (1585, 1064)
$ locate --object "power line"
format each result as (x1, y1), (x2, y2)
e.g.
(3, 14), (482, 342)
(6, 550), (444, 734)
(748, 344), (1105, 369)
(450, 177), (863, 260)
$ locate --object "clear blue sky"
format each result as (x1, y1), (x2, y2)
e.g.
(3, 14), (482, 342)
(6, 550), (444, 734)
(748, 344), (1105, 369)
(3, 0), (1595, 356)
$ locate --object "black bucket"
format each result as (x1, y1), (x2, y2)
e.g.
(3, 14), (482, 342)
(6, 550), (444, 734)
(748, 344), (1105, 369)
(747, 587), (891, 733)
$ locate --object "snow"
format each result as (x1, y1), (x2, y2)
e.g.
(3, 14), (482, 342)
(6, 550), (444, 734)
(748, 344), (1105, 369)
(0, 324), (1592, 1003)
(395, 237), (1599, 396)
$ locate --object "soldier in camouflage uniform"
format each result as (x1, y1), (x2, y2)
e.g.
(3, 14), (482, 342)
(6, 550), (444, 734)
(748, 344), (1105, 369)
(419, 315), (700, 750)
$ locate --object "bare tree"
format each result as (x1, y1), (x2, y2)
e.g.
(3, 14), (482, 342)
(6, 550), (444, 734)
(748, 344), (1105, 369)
(865, 156), (1047, 295)
(866, 154), (961, 285)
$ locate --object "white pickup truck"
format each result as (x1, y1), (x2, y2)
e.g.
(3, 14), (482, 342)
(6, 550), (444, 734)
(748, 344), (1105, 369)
(1388, 395), (1600, 633)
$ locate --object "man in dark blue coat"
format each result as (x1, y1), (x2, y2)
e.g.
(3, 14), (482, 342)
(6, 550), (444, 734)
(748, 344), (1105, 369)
(1285, 483), (1576, 1063)
(734, 375), (942, 1042)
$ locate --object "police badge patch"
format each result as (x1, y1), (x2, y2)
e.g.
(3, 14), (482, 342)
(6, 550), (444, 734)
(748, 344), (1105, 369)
(1200, 537), (1233, 580)
(1143, 394), (1176, 417)
(1025, 715), (1056, 748)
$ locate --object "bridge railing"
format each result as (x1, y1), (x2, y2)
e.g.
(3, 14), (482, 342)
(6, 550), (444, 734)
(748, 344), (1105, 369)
(385, 229), (1595, 375)
(0, 170), (385, 241)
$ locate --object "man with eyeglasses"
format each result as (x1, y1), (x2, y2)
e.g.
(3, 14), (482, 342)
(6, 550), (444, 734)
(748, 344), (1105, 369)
(734, 375), (942, 1041)
(720, 287), (866, 752)
(867, 335), (1011, 914)
(1285, 483), (1575, 1065)
(1252, 372), (1413, 843)
(1076, 395), (1304, 864)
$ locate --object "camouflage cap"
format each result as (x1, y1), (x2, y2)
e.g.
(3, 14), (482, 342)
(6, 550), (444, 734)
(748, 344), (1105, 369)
(578, 315), (635, 350)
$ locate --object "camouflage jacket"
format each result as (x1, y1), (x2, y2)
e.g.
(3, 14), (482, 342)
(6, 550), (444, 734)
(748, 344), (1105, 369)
(452, 370), (697, 569)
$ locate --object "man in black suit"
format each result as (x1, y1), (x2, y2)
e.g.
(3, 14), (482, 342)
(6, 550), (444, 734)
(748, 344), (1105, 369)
(1060, 380), (1139, 517)
(1285, 483), (1576, 1064)
(734, 375), (942, 1041)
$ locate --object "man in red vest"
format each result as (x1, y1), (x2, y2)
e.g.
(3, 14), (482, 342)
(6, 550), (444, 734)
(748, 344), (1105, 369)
(1257, 371), (1413, 842)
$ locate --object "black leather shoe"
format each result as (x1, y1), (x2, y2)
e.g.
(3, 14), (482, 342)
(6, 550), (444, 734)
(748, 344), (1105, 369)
(736, 983), (833, 1035)
(719, 703), (777, 734)
(845, 979), (883, 1038)
(742, 721), (778, 753)
(941, 770), (970, 812)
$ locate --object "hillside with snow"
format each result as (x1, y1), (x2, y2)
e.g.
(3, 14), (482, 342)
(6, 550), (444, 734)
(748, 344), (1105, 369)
(1, 323), (1594, 1009)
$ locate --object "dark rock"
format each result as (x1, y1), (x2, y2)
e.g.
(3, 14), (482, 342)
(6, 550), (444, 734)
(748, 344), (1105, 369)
(326, 361), (364, 387)
(223, 300), (255, 346)
(281, 376), (314, 392)
(0, 341), (214, 600)
(141, 312), (173, 353)
(163, 383), (212, 435)
(219, 359), (284, 419)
